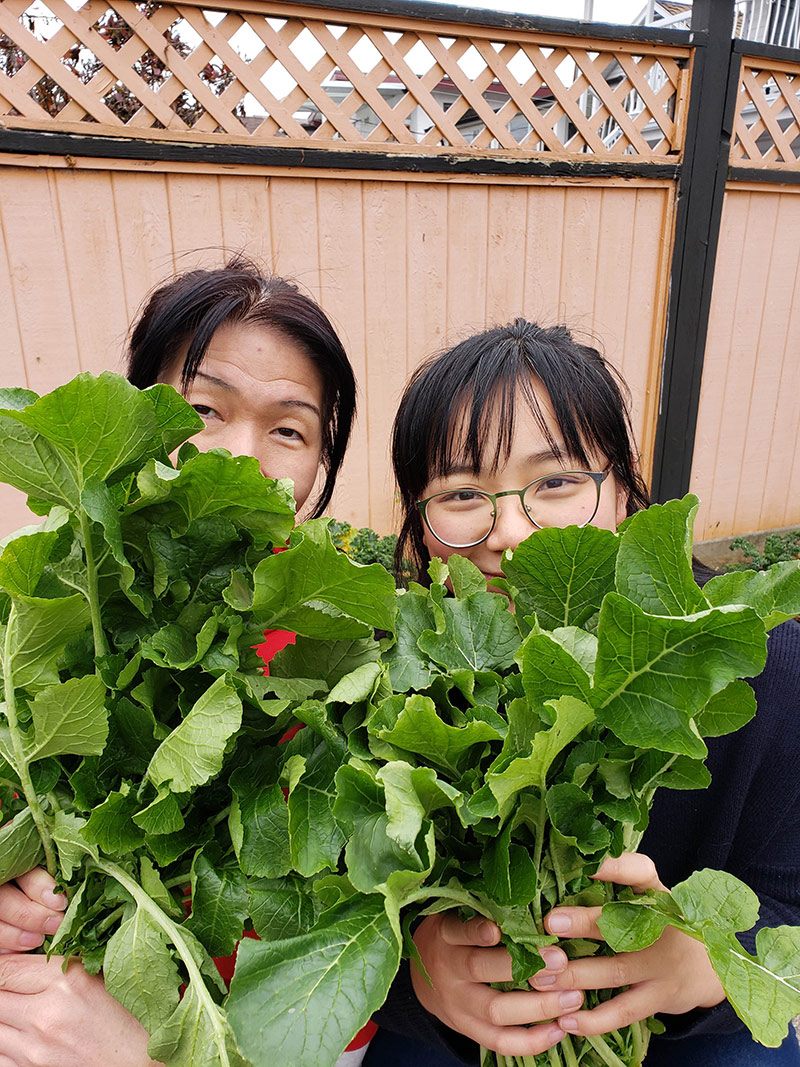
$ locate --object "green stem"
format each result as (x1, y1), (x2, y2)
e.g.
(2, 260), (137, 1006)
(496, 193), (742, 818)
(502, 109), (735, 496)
(163, 871), (192, 890)
(403, 885), (498, 918)
(583, 1033), (630, 1067)
(79, 510), (108, 660)
(630, 1019), (649, 1066)
(91, 856), (233, 1067)
(2, 610), (57, 876)
(531, 792), (548, 928)
(560, 1035), (579, 1067)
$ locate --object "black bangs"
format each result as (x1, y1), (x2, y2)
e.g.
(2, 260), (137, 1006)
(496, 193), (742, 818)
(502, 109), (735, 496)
(392, 319), (650, 582)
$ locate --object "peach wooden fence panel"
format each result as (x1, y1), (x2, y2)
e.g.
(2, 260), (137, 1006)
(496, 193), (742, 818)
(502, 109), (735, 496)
(0, 161), (672, 538)
(691, 184), (800, 542)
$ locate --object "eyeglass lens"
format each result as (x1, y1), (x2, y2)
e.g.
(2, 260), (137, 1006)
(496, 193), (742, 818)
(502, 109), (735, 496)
(423, 473), (601, 547)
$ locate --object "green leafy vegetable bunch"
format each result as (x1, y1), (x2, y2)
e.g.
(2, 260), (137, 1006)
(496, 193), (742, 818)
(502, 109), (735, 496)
(0, 373), (396, 1067)
(226, 495), (800, 1067)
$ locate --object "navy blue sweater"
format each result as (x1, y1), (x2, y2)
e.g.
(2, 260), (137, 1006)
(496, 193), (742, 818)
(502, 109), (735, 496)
(375, 616), (800, 1057)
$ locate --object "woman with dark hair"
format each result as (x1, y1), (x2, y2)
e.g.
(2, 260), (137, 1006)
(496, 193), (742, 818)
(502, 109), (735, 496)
(366, 319), (800, 1067)
(127, 257), (356, 519)
(0, 259), (371, 1067)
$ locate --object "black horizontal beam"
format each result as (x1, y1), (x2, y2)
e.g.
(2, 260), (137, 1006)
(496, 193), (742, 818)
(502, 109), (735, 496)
(732, 37), (800, 62)
(0, 128), (681, 179)
(729, 164), (800, 184)
(271, 0), (696, 45)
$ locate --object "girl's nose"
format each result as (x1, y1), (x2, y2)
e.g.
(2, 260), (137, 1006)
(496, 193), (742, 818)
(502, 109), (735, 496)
(484, 496), (535, 552)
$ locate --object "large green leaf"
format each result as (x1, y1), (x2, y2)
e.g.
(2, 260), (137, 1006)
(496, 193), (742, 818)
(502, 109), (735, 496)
(384, 588), (439, 692)
(25, 675), (108, 761)
(0, 809), (44, 882)
(695, 680), (757, 738)
(419, 592), (520, 673)
(248, 874), (320, 941)
(141, 383), (205, 455)
(146, 676), (242, 793)
(229, 756), (291, 879)
(287, 737), (347, 877)
(375, 695), (498, 777)
(502, 524), (618, 629)
(518, 631), (592, 709)
(241, 520), (396, 637)
(0, 373), (164, 505)
(593, 596), (767, 756)
(708, 925), (800, 1047)
(103, 908), (181, 1037)
(227, 894), (400, 1067)
(148, 981), (247, 1067)
(703, 562), (800, 630)
(0, 514), (70, 597)
(136, 450), (295, 546)
(3, 594), (91, 692)
(186, 849), (249, 958)
(615, 496), (707, 617)
(487, 696), (595, 817)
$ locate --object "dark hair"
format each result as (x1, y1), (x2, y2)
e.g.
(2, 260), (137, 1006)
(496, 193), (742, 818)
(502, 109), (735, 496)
(126, 257), (356, 519)
(392, 319), (650, 580)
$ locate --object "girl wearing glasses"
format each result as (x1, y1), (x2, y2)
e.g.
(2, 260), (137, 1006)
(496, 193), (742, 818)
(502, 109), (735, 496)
(366, 318), (800, 1067)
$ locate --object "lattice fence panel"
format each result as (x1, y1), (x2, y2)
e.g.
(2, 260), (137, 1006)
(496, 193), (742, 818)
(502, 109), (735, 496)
(0, 0), (692, 160)
(731, 55), (800, 168)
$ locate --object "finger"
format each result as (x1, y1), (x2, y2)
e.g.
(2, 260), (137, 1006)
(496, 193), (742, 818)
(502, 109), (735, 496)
(474, 984), (584, 1027)
(465, 1019), (566, 1059)
(558, 983), (659, 1036)
(533, 950), (657, 993)
(544, 905), (604, 940)
(15, 869), (67, 911)
(447, 943), (517, 984)
(438, 912), (501, 947)
(0, 953), (62, 994)
(590, 853), (666, 893)
(0, 884), (63, 941)
(0, 921), (44, 952)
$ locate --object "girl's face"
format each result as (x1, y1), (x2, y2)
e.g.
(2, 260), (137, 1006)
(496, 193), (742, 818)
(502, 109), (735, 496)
(161, 322), (325, 513)
(419, 380), (628, 586)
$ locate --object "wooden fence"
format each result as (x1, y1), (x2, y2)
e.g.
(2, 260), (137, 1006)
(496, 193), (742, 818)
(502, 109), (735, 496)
(0, 0), (797, 544)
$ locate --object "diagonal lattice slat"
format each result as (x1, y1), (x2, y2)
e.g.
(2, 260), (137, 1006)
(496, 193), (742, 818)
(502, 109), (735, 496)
(732, 56), (800, 168)
(0, 0), (691, 161)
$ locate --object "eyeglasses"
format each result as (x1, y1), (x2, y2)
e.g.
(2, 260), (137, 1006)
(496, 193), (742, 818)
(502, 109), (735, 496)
(417, 469), (611, 549)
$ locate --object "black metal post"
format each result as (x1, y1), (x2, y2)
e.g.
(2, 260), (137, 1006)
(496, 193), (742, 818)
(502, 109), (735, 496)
(649, 0), (739, 503)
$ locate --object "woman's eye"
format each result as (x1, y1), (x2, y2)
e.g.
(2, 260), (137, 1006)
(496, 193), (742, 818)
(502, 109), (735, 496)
(275, 427), (303, 440)
(192, 404), (220, 421)
(441, 490), (483, 505)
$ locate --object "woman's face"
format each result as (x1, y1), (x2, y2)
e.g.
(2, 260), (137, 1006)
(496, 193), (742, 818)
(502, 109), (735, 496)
(161, 322), (325, 513)
(419, 380), (628, 586)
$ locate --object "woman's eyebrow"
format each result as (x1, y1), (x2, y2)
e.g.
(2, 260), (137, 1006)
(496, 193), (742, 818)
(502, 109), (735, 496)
(194, 370), (237, 393)
(276, 398), (322, 418)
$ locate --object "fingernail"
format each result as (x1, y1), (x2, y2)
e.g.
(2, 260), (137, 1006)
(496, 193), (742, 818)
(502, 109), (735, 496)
(42, 890), (67, 910)
(478, 921), (496, 944)
(559, 991), (583, 1010)
(548, 913), (572, 934)
(548, 1026), (566, 1043)
(560, 1015), (579, 1033)
(534, 972), (557, 987)
(20, 931), (44, 948)
(44, 916), (63, 935)
(540, 947), (565, 971)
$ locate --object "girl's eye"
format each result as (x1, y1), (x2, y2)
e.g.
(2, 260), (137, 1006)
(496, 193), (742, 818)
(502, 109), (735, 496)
(275, 427), (303, 440)
(440, 490), (485, 505)
(192, 404), (220, 421)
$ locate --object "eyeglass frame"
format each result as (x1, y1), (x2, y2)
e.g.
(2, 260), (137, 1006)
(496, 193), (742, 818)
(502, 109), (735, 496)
(416, 468), (612, 549)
